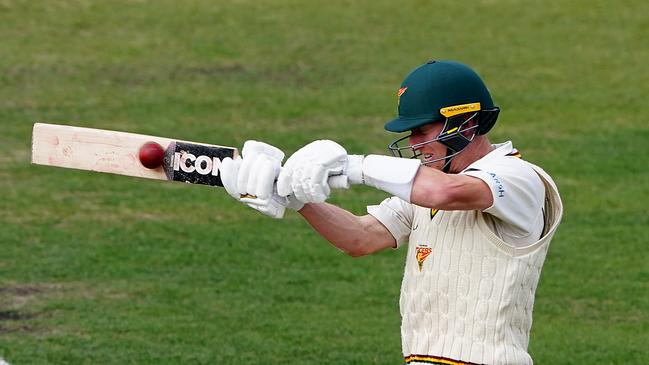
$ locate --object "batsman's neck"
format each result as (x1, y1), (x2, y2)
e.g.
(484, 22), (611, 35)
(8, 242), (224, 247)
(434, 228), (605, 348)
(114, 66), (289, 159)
(448, 135), (495, 173)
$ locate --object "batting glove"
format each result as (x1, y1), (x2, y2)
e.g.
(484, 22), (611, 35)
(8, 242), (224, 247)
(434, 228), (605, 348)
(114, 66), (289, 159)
(276, 140), (421, 203)
(277, 140), (359, 203)
(220, 141), (304, 219)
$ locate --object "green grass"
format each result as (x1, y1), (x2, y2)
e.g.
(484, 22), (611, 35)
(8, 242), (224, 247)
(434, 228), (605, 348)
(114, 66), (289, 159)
(1, 0), (648, 363)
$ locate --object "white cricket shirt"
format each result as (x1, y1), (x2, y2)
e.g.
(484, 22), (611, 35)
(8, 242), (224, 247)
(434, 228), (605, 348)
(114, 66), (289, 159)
(366, 145), (563, 365)
(368, 142), (563, 365)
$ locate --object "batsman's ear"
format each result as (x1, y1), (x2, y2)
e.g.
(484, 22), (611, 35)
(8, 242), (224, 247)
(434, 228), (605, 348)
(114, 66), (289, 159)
(478, 107), (500, 135)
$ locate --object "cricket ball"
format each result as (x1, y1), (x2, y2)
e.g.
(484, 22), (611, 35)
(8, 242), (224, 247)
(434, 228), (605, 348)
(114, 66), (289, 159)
(138, 142), (165, 169)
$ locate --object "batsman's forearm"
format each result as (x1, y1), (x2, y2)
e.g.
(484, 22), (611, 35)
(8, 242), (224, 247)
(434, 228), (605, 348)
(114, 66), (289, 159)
(298, 203), (395, 257)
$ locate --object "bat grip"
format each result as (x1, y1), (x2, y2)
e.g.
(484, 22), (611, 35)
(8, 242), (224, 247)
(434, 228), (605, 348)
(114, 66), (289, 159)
(239, 175), (350, 199)
(327, 175), (350, 189)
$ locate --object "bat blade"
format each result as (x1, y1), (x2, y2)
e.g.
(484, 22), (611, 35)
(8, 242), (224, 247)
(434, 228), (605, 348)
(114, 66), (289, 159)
(31, 122), (238, 187)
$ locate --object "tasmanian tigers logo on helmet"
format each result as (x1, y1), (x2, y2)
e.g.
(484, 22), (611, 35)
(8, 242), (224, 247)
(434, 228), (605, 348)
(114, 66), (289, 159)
(397, 87), (408, 106)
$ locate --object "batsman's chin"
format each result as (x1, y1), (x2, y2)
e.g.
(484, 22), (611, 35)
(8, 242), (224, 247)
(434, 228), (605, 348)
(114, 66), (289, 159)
(422, 153), (435, 162)
(419, 154), (441, 167)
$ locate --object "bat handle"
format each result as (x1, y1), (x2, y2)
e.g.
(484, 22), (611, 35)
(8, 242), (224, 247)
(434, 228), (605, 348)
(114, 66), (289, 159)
(239, 175), (349, 200)
(327, 175), (349, 189)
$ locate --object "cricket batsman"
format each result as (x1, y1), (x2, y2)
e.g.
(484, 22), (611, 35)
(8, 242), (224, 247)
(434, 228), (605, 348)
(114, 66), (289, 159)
(220, 60), (563, 365)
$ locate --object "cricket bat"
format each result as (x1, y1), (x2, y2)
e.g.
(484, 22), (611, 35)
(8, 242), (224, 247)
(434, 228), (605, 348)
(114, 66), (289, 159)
(31, 122), (237, 187)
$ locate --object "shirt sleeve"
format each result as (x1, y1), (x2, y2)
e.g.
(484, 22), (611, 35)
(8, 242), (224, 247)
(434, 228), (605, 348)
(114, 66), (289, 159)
(366, 196), (413, 248)
(462, 157), (545, 237)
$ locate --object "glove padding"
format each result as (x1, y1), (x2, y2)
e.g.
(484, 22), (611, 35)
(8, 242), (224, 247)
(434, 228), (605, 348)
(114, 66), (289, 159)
(277, 140), (362, 203)
(220, 140), (303, 219)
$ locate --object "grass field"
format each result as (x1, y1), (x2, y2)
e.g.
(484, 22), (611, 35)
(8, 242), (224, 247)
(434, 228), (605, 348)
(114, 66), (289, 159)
(1, 0), (648, 364)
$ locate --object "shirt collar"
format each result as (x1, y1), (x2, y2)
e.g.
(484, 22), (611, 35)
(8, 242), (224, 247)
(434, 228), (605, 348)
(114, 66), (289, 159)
(461, 141), (516, 173)
(489, 141), (515, 156)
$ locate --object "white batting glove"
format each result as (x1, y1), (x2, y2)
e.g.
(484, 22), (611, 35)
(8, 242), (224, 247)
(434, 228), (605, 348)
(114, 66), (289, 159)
(220, 141), (304, 219)
(276, 140), (421, 203)
(237, 140), (285, 199)
(277, 140), (363, 203)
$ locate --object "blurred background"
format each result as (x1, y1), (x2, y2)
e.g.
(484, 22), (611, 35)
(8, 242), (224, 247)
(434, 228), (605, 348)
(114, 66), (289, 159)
(1, 0), (647, 363)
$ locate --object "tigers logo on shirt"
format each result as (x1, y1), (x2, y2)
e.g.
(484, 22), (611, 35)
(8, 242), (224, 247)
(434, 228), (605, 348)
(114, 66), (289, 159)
(415, 245), (432, 271)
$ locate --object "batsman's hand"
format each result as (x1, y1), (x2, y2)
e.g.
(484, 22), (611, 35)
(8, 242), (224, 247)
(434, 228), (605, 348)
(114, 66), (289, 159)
(277, 140), (361, 203)
(220, 140), (303, 219)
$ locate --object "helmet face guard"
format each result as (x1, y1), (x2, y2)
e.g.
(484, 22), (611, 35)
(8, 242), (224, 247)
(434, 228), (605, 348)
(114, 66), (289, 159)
(388, 109), (496, 169)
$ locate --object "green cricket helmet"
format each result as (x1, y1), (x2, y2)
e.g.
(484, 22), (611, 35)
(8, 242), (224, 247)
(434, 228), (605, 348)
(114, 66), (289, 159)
(386, 60), (500, 170)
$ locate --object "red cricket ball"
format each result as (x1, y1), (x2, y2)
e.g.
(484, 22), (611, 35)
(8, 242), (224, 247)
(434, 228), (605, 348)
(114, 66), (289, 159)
(138, 141), (165, 169)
